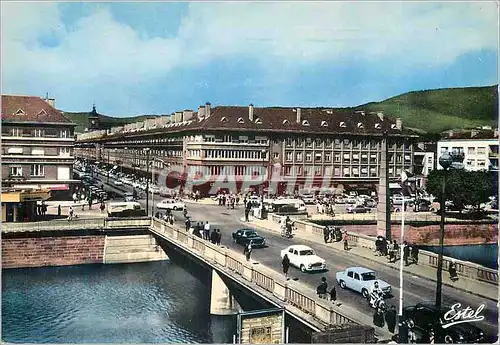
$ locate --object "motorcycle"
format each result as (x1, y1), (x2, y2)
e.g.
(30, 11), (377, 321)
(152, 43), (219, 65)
(368, 291), (386, 311)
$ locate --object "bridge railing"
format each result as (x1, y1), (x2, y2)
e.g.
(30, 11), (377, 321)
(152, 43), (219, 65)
(290, 218), (498, 286)
(150, 218), (357, 328)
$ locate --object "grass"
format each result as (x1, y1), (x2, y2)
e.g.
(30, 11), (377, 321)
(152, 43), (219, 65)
(358, 85), (498, 133)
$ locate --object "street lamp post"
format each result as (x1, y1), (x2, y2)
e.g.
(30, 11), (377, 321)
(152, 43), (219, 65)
(106, 147), (110, 184)
(435, 149), (464, 311)
(145, 148), (151, 216)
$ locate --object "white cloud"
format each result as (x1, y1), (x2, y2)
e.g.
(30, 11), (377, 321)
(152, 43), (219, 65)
(1, 1), (497, 113)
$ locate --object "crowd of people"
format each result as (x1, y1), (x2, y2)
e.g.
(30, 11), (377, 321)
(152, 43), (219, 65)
(374, 237), (420, 266)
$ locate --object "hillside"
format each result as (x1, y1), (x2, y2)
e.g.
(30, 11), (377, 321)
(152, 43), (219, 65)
(359, 85), (498, 133)
(65, 112), (159, 133)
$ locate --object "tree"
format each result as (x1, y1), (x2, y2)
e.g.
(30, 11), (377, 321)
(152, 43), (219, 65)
(426, 169), (495, 212)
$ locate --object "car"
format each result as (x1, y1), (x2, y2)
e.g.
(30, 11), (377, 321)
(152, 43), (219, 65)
(232, 228), (266, 247)
(156, 199), (186, 211)
(364, 199), (377, 208)
(280, 245), (326, 272)
(335, 267), (391, 298)
(124, 192), (135, 202)
(300, 194), (316, 205)
(114, 180), (123, 186)
(346, 205), (370, 213)
(402, 303), (485, 344)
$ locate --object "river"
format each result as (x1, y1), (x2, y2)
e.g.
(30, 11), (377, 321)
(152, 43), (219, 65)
(2, 261), (235, 343)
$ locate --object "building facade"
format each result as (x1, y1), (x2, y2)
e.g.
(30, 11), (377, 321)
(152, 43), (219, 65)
(413, 142), (436, 188)
(437, 128), (499, 172)
(1, 95), (78, 199)
(75, 104), (418, 196)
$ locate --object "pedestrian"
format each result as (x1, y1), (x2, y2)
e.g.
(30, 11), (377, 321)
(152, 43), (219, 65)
(282, 254), (290, 279)
(449, 260), (459, 282)
(411, 244), (419, 265)
(329, 286), (337, 303)
(342, 231), (349, 250)
(216, 229), (222, 246)
(403, 241), (410, 266)
(57, 204), (62, 217)
(244, 243), (252, 261)
(100, 202), (105, 214)
(88, 197), (92, 210)
(245, 208), (250, 222)
(73, 192), (78, 203)
(373, 306), (385, 328)
(385, 305), (397, 334)
(408, 320), (417, 344)
(68, 206), (74, 221)
(204, 221), (211, 240)
(323, 226), (330, 244)
(185, 218), (191, 232)
(210, 229), (218, 244)
(81, 199), (85, 211)
(316, 277), (328, 299)
(169, 214), (174, 225)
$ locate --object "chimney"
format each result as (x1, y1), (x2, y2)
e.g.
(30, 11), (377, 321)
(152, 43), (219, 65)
(396, 118), (403, 130)
(205, 102), (211, 118)
(183, 109), (193, 121)
(198, 105), (205, 120)
(175, 111), (183, 122)
(448, 130), (454, 138)
(377, 112), (384, 121)
(249, 103), (254, 121)
(296, 107), (301, 123)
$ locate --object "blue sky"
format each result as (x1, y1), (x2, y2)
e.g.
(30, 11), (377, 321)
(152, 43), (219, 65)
(1, 2), (498, 116)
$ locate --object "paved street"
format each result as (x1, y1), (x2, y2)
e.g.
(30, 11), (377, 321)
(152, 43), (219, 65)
(96, 174), (498, 338)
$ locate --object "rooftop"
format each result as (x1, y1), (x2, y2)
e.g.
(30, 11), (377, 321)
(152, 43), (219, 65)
(1, 95), (75, 125)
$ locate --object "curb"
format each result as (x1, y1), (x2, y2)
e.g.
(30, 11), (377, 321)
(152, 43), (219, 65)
(242, 220), (498, 302)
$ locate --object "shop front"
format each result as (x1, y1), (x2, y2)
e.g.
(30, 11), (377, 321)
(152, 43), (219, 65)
(1, 189), (51, 223)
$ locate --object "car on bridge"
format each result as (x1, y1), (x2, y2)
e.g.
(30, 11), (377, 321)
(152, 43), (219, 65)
(346, 205), (371, 213)
(156, 199), (186, 211)
(335, 267), (391, 298)
(232, 228), (266, 248)
(402, 302), (485, 344)
(280, 245), (327, 273)
(114, 180), (124, 186)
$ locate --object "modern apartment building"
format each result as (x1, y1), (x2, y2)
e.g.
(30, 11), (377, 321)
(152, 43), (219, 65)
(75, 104), (418, 196)
(1, 95), (78, 199)
(437, 128), (499, 172)
(413, 142), (436, 188)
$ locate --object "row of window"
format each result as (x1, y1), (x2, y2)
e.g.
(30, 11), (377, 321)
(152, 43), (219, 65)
(441, 146), (488, 155)
(205, 150), (267, 160)
(4, 128), (72, 138)
(285, 138), (411, 150)
(4, 147), (72, 156)
(284, 151), (411, 163)
(203, 135), (268, 145)
(9, 165), (45, 177)
(465, 159), (487, 168)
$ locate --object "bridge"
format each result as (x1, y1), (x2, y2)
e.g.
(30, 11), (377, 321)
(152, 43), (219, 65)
(3, 216), (498, 342)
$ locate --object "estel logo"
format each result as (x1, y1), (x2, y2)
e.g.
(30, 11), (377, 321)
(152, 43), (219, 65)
(442, 303), (485, 329)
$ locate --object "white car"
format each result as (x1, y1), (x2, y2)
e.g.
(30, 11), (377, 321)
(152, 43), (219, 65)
(335, 267), (391, 298)
(280, 245), (326, 272)
(156, 199), (186, 211)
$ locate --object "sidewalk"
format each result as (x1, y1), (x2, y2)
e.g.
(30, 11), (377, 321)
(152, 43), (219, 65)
(244, 218), (498, 301)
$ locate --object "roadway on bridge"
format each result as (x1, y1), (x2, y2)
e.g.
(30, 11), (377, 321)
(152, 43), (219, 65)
(97, 175), (498, 338)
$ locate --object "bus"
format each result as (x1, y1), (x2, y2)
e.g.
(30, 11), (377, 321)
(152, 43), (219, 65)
(107, 202), (146, 218)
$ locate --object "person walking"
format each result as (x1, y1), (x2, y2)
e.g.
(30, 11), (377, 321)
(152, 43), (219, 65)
(411, 244), (419, 265)
(100, 202), (105, 214)
(185, 218), (191, 232)
(282, 254), (290, 279)
(403, 241), (410, 266)
(57, 204), (62, 217)
(210, 229), (218, 244)
(244, 243), (252, 261)
(342, 231), (349, 250)
(449, 260), (459, 282)
(68, 206), (74, 221)
(385, 305), (397, 334)
(329, 286), (337, 304)
(204, 221), (211, 240)
(316, 277), (328, 299)
(244, 206), (250, 222)
(323, 226), (330, 244)
(216, 229), (222, 246)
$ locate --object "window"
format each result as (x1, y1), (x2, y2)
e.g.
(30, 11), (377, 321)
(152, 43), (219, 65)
(37, 110), (47, 116)
(57, 166), (70, 180)
(286, 152), (293, 162)
(325, 153), (331, 162)
(296, 138), (303, 147)
(314, 166), (322, 176)
(315, 153), (322, 162)
(255, 117), (262, 124)
(273, 152), (279, 159)
(468, 147), (476, 155)
(31, 148), (45, 155)
(375, 123), (381, 129)
(7, 147), (23, 154)
(343, 167), (350, 177)
(370, 167), (377, 177)
(31, 164), (44, 177)
(343, 139), (351, 148)
(428, 156), (433, 164)
(347, 271), (354, 278)
(9, 128), (22, 136)
(325, 139), (332, 148)
(340, 122), (346, 128)
(357, 122), (364, 128)
(14, 108), (25, 116)
(237, 117), (244, 124)
(334, 167), (340, 176)
(296, 152), (303, 162)
(440, 147), (448, 153)
(321, 121), (328, 127)
(285, 138), (293, 147)
(315, 139), (323, 148)
(239, 136), (248, 144)
(334, 153), (341, 162)
(305, 152), (312, 162)
(220, 117), (228, 122)
(205, 135), (215, 142)
(282, 119), (289, 125)
(59, 147), (71, 156)
(477, 147), (486, 155)
(59, 130), (69, 138)
(466, 159), (475, 166)
(302, 120), (310, 126)
(477, 160), (486, 168)
(306, 138), (313, 148)
(10, 166), (23, 176)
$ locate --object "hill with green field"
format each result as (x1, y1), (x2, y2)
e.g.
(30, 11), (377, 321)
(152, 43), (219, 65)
(359, 85), (498, 133)
(65, 111), (159, 133)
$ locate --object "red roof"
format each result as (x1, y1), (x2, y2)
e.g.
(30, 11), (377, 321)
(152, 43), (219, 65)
(1, 95), (74, 124)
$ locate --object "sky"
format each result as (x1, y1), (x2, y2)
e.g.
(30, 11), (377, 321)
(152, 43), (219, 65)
(1, 1), (498, 116)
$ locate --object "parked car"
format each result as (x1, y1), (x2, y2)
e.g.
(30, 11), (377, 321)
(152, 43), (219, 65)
(335, 267), (391, 298)
(232, 228), (266, 247)
(124, 192), (135, 202)
(156, 199), (186, 211)
(402, 302), (485, 344)
(346, 205), (370, 213)
(280, 245), (326, 272)
(364, 198), (377, 208)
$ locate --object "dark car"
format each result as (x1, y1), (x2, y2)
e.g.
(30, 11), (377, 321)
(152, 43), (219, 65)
(402, 303), (485, 343)
(232, 229), (266, 248)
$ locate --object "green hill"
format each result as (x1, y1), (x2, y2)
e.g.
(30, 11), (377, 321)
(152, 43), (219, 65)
(359, 85), (498, 133)
(65, 112), (159, 133)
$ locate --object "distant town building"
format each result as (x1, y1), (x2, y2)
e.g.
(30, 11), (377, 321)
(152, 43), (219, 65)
(413, 142), (436, 188)
(437, 127), (499, 172)
(1, 95), (78, 202)
(75, 103), (418, 196)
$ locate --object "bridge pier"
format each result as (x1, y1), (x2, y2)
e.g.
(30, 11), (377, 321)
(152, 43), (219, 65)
(210, 270), (241, 315)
